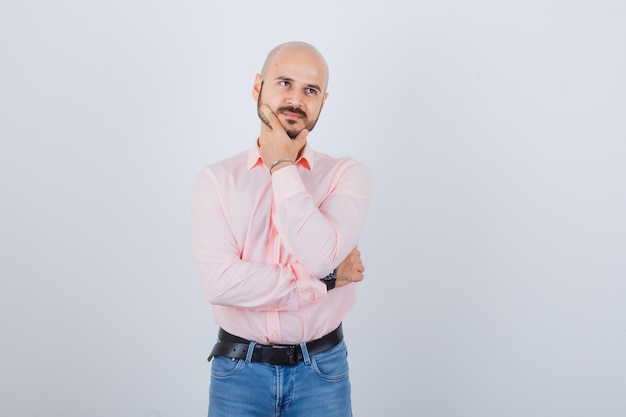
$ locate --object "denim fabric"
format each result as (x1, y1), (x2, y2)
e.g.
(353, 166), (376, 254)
(207, 340), (352, 417)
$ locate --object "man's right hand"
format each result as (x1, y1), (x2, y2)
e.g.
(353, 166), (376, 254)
(335, 246), (365, 288)
(258, 105), (308, 171)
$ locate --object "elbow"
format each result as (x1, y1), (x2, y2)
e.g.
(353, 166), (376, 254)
(302, 236), (342, 278)
(194, 260), (236, 306)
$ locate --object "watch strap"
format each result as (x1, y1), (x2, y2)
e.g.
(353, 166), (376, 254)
(320, 269), (337, 291)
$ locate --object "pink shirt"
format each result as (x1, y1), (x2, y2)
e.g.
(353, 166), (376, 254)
(191, 143), (372, 344)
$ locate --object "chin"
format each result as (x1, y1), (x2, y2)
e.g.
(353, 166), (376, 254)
(282, 122), (304, 138)
(286, 129), (300, 140)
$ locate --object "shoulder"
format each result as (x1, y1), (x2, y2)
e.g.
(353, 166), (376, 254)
(196, 149), (250, 180)
(312, 149), (367, 169)
(313, 150), (370, 178)
(310, 150), (372, 195)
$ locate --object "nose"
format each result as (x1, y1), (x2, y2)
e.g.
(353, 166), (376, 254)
(286, 89), (304, 107)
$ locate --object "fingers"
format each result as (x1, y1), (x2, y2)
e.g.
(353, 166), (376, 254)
(352, 270), (365, 282)
(260, 104), (309, 140)
(352, 249), (365, 280)
(334, 246), (366, 288)
(342, 270), (364, 286)
(349, 249), (362, 267)
(294, 127), (309, 142)
(260, 105), (278, 130)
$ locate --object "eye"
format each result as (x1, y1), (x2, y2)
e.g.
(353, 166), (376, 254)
(279, 80), (291, 87)
(305, 88), (318, 95)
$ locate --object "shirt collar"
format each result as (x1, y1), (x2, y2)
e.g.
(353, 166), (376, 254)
(247, 141), (314, 171)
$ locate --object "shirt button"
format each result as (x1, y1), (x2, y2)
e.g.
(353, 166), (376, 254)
(310, 294), (316, 301)
(272, 230), (279, 236)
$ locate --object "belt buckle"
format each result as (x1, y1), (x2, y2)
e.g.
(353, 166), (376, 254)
(272, 344), (297, 365)
(285, 345), (297, 365)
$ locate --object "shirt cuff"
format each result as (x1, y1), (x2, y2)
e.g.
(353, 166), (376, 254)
(271, 164), (306, 206)
(292, 262), (327, 305)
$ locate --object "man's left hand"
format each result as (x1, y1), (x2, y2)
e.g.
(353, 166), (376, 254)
(335, 246), (365, 288)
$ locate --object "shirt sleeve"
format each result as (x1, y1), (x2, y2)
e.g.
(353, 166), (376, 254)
(270, 159), (372, 278)
(190, 167), (327, 311)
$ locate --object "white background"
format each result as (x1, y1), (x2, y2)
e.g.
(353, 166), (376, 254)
(1, 1), (625, 416)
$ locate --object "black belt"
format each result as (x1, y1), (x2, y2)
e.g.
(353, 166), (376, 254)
(208, 324), (343, 366)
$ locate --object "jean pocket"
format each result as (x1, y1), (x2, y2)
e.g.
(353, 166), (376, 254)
(310, 341), (350, 381)
(211, 356), (245, 378)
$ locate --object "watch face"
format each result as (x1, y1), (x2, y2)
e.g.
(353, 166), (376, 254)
(322, 269), (337, 281)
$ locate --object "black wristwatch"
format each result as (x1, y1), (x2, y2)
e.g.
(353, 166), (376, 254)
(320, 269), (337, 291)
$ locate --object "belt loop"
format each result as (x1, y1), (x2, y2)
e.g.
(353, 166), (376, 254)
(245, 342), (256, 363)
(300, 342), (311, 365)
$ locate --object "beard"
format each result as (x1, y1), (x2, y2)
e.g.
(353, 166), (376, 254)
(257, 82), (322, 139)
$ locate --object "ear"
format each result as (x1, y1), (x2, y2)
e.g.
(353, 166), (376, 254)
(252, 73), (262, 101)
(320, 91), (329, 111)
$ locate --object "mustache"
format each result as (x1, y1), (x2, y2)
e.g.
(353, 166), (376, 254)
(277, 106), (307, 118)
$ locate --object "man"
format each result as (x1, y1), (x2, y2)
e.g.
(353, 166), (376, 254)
(191, 41), (372, 417)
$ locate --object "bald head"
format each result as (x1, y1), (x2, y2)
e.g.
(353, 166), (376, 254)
(253, 41), (330, 138)
(260, 41), (329, 92)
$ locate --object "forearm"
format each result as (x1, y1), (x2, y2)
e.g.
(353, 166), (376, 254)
(271, 161), (372, 277)
(192, 256), (324, 310)
(191, 169), (326, 310)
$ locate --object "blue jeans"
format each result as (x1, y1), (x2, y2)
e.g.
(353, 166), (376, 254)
(207, 340), (352, 417)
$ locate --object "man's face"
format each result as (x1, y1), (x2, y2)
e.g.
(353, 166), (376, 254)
(254, 47), (329, 139)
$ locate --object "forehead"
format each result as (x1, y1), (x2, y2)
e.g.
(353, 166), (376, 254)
(264, 47), (328, 90)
